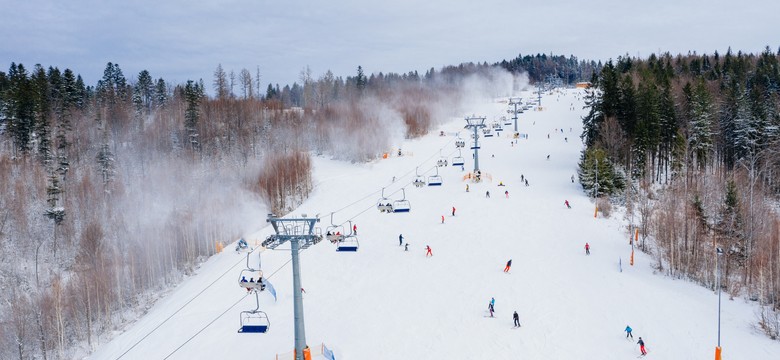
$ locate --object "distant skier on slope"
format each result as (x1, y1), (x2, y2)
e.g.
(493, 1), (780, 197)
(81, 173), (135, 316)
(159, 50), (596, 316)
(504, 259), (512, 273)
(399, 234), (404, 246)
(488, 302), (495, 317)
(565, 200), (571, 209)
(637, 337), (647, 355)
(452, 206), (456, 216)
(441, 215), (445, 224)
(505, 190), (509, 198)
(353, 224), (357, 235)
(486, 191), (490, 198)
(585, 242), (590, 255)
(425, 245), (432, 257)
(513, 311), (520, 327)
(625, 325), (633, 339)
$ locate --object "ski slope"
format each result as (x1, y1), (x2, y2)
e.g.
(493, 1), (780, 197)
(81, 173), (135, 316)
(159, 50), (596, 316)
(88, 89), (780, 360)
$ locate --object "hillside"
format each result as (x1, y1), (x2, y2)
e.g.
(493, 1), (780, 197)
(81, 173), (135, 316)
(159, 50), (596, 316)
(88, 88), (780, 360)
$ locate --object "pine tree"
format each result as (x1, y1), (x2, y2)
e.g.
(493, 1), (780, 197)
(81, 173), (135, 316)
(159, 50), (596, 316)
(356, 66), (367, 95)
(686, 80), (714, 169)
(6, 63), (36, 154)
(155, 78), (168, 107)
(184, 80), (201, 150)
(31, 64), (53, 165)
(578, 148), (626, 197)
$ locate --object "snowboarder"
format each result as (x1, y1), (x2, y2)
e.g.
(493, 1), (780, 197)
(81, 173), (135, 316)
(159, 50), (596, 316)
(505, 190), (509, 198)
(441, 215), (445, 224)
(565, 200), (571, 209)
(585, 242), (590, 255)
(504, 259), (512, 273)
(452, 207), (456, 216)
(353, 224), (357, 235)
(425, 245), (432, 257)
(399, 234), (404, 246)
(513, 311), (520, 327)
(625, 325), (633, 339)
(486, 191), (490, 198)
(637, 337), (647, 355)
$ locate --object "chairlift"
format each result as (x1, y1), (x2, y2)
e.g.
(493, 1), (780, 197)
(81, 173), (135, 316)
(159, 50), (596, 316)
(325, 213), (345, 243)
(391, 188), (411, 212)
(413, 167), (426, 187)
(337, 221), (359, 252)
(482, 128), (494, 137)
(452, 150), (465, 166)
(239, 269), (266, 291)
(377, 188), (393, 213)
(470, 141), (480, 150)
(427, 167), (442, 186)
(238, 252), (266, 291)
(455, 139), (465, 148)
(437, 150), (448, 167)
(238, 292), (270, 333)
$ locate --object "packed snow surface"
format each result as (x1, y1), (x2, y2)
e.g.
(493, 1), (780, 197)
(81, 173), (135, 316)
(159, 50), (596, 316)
(89, 89), (780, 359)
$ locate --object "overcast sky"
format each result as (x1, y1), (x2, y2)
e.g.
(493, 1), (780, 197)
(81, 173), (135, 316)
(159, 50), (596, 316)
(1, 0), (778, 88)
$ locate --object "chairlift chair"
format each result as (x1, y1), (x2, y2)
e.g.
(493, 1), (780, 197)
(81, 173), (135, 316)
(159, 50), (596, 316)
(470, 141), (480, 150)
(455, 139), (465, 148)
(451, 150), (465, 166)
(337, 236), (359, 251)
(413, 167), (426, 188)
(325, 213), (346, 243)
(482, 128), (494, 137)
(391, 188), (411, 212)
(239, 269), (266, 291)
(238, 291), (270, 333)
(427, 167), (443, 186)
(377, 188), (393, 213)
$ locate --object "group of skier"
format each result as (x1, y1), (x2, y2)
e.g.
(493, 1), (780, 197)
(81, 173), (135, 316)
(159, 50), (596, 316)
(625, 325), (648, 356)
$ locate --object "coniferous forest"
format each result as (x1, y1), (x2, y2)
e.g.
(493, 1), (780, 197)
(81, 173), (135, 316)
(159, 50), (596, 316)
(578, 48), (780, 339)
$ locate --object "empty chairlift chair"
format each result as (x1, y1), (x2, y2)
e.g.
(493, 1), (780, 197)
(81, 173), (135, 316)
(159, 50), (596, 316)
(427, 167), (443, 186)
(391, 188), (411, 212)
(238, 310), (270, 333)
(451, 150), (465, 166)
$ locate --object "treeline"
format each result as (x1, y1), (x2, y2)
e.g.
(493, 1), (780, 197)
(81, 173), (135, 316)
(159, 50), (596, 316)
(578, 48), (780, 339)
(0, 57), (554, 358)
(496, 53), (600, 85)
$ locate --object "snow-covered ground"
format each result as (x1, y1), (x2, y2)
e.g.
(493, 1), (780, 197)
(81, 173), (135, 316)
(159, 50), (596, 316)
(88, 89), (780, 360)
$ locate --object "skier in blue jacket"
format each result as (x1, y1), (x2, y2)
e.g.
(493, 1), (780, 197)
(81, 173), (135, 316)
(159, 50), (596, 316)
(625, 325), (633, 339)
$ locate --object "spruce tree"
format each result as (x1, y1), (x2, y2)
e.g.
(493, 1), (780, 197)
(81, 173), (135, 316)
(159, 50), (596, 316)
(184, 80), (201, 150)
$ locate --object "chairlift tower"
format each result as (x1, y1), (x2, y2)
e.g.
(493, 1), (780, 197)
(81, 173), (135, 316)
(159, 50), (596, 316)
(464, 116), (486, 174)
(536, 82), (543, 106)
(262, 214), (322, 360)
(507, 97), (522, 132)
